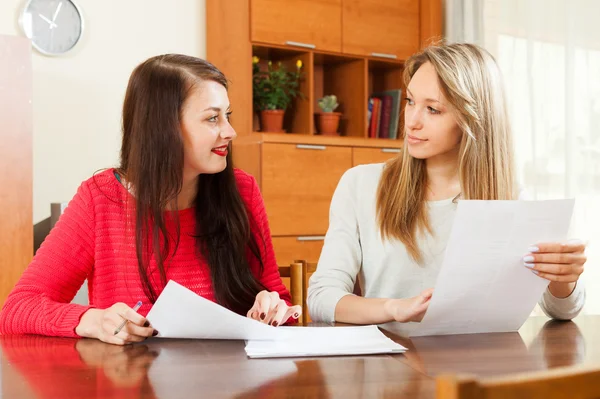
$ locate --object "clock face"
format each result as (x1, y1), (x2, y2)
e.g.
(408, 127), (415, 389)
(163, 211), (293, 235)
(20, 0), (83, 56)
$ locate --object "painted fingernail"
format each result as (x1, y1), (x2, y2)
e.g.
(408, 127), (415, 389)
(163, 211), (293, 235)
(260, 313), (266, 320)
(523, 255), (534, 262)
(272, 321), (278, 327)
(293, 313), (299, 319)
(524, 262), (535, 268)
(152, 330), (159, 336)
(531, 270), (539, 275)
(528, 246), (539, 253)
(143, 321), (150, 327)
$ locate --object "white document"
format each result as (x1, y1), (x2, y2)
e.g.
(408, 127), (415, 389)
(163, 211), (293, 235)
(245, 325), (407, 358)
(146, 280), (289, 340)
(410, 199), (574, 337)
(147, 281), (407, 358)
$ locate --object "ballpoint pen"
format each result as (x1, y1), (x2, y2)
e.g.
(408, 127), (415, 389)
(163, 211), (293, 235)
(113, 300), (143, 335)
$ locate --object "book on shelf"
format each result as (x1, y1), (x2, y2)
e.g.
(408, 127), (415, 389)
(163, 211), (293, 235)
(368, 97), (381, 138)
(367, 89), (402, 139)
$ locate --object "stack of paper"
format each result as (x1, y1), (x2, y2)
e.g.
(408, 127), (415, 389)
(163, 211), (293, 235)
(146, 281), (406, 358)
(245, 325), (407, 358)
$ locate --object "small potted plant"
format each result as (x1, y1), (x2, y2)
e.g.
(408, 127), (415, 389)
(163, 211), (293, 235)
(253, 56), (303, 132)
(316, 94), (341, 135)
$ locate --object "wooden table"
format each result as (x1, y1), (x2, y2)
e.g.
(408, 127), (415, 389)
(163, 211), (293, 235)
(1, 316), (598, 398)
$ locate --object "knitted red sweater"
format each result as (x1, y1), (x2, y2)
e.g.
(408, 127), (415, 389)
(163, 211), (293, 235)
(0, 169), (291, 337)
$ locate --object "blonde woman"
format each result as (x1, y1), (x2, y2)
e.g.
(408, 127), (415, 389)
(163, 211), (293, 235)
(307, 43), (586, 325)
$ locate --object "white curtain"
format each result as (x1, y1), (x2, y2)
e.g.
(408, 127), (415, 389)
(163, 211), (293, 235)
(446, 0), (600, 314)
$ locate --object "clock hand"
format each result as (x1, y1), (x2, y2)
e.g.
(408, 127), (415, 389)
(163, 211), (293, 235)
(38, 13), (58, 29)
(51, 1), (63, 23)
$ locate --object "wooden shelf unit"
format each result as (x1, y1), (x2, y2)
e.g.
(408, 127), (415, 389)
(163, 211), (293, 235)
(207, 0), (442, 265)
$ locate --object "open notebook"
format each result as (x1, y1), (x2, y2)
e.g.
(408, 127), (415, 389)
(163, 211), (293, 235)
(146, 280), (406, 358)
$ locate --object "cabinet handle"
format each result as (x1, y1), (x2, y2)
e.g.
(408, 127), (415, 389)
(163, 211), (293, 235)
(285, 41), (316, 49)
(297, 236), (326, 241)
(381, 148), (401, 153)
(371, 52), (397, 59)
(296, 144), (326, 151)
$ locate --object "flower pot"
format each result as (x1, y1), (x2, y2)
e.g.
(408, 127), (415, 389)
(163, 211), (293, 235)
(260, 109), (285, 133)
(317, 112), (342, 136)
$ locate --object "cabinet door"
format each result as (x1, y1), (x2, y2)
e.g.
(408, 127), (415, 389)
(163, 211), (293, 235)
(352, 147), (401, 166)
(251, 0), (342, 52)
(272, 236), (325, 265)
(262, 143), (352, 236)
(342, 0), (420, 60)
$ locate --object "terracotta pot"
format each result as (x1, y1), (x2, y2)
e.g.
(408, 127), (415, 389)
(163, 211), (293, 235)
(260, 109), (285, 132)
(317, 112), (342, 135)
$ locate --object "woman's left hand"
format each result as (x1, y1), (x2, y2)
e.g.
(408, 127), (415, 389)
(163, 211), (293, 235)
(524, 240), (586, 297)
(247, 291), (302, 326)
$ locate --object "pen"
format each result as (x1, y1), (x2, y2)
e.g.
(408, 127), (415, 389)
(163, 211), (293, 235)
(113, 300), (143, 335)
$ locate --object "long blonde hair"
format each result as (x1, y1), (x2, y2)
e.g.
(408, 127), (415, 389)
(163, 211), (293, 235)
(376, 42), (516, 263)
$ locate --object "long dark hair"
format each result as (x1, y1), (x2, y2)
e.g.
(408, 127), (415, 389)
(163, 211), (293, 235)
(118, 54), (265, 314)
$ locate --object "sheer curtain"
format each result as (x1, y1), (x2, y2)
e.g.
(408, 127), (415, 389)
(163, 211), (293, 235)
(446, 0), (600, 314)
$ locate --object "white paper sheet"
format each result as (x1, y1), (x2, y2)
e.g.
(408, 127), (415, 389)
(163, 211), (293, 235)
(409, 199), (574, 337)
(146, 280), (289, 340)
(146, 281), (407, 358)
(245, 325), (407, 358)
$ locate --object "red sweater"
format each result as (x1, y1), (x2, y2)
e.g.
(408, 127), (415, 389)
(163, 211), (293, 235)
(0, 169), (291, 337)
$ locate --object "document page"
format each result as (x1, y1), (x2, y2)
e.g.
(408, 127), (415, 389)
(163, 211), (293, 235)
(147, 281), (407, 358)
(410, 199), (574, 337)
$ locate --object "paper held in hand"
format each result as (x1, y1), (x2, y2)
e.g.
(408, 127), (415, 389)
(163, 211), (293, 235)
(408, 199), (574, 337)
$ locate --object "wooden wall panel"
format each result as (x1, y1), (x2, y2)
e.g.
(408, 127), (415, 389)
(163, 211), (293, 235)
(0, 35), (33, 306)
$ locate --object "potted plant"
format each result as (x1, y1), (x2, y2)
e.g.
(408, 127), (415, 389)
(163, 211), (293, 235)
(252, 56), (303, 132)
(317, 95), (341, 135)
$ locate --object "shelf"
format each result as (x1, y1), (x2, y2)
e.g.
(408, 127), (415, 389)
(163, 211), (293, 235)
(313, 53), (366, 138)
(368, 59), (405, 140)
(251, 43), (407, 140)
(239, 132), (403, 149)
(252, 45), (313, 135)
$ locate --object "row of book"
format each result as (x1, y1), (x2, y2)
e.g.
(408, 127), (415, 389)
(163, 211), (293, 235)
(367, 89), (402, 139)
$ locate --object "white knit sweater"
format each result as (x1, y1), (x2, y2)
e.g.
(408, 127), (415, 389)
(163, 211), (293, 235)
(307, 163), (585, 324)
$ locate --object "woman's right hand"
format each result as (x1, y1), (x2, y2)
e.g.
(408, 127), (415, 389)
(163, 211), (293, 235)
(75, 303), (156, 345)
(383, 288), (434, 323)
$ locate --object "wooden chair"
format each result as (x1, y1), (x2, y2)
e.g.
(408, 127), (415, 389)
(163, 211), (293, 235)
(436, 366), (600, 399)
(291, 260), (317, 325)
(278, 261), (304, 309)
(291, 259), (361, 325)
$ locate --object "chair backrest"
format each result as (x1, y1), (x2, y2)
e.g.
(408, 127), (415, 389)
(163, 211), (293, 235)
(277, 260), (317, 325)
(436, 366), (600, 399)
(292, 260), (317, 325)
(278, 261), (303, 310)
(293, 260), (360, 325)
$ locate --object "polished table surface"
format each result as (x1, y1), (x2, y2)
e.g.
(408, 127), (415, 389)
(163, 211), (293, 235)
(1, 316), (599, 398)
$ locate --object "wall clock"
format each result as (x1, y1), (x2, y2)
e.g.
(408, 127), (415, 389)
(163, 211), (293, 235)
(20, 0), (84, 56)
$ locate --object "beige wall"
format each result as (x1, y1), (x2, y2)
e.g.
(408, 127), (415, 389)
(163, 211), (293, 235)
(0, 0), (206, 223)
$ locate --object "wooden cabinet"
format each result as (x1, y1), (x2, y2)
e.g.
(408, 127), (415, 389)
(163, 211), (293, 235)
(272, 237), (325, 265)
(208, 0), (441, 264)
(262, 143), (352, 236)
(352, 147), (400, 166)
(251, 0), (342, 53)
(234, 134), (402, 265)
(342, 0), (420, 60)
